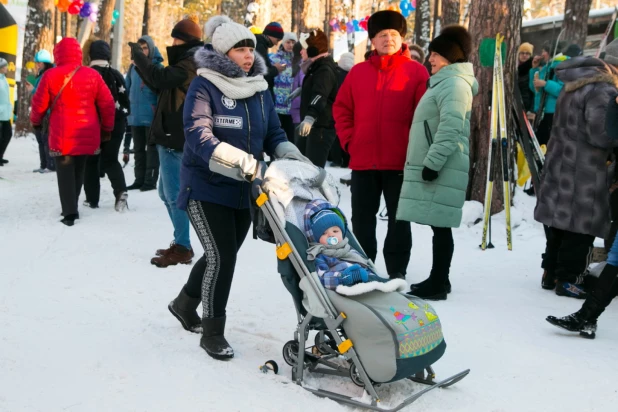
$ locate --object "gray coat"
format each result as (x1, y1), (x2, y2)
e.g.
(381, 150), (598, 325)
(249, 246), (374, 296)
(535, 57), (618, 239)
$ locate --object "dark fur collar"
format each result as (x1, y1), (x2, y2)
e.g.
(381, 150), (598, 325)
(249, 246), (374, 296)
(194, 44), (267, 78)
(565, 73), (618, 92)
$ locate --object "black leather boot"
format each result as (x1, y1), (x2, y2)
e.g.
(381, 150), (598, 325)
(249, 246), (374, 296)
(200, 316), (234, 360)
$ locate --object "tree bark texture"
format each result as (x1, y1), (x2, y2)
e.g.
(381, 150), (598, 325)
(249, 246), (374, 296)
(142, 0), (150, 35)
(562, 0), (593, 49)
(15, 0), (55, 136)
(414, 0), (431, 51)
(220, 0), (246, 24)
(442, 0), (460, 27)
(98, 0), (116, 43)
(467, 0), (522, 213)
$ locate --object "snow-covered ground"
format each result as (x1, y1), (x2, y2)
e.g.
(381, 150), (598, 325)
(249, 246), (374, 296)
(1, 136), (617, 412)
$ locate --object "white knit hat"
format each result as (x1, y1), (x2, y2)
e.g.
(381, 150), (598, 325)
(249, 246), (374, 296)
(338, 52), (355, 72)
(282, 32), (298, 44)
(205, 15), (256, 55)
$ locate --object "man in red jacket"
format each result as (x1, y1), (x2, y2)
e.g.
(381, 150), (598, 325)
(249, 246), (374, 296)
(333, 11), (429, 279)
(30, 38), (115, 226)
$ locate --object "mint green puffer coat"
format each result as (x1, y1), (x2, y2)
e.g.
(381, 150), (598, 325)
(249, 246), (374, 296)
(397, 63), (478, 228)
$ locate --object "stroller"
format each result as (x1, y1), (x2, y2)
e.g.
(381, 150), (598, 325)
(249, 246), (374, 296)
(253, 161), (469, 411)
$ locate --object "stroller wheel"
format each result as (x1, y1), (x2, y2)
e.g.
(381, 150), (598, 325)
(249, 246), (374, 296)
(282, 340), (299, 366)
(314, 331), (338, 355)
(349, 363), (365, 387)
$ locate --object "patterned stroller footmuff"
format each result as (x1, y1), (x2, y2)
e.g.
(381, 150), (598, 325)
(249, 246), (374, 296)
(254, 160), (468, 411)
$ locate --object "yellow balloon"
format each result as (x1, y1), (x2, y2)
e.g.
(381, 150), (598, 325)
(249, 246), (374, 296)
(26, 61), (36, 70)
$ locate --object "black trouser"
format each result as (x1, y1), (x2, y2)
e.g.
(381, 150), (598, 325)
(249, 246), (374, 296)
(132, 126), (159, 186)
(430, 226), (454, 283)
(278, 114), (295, 145)
(184, 200), (252, 319)
(123, 119), (132, 153)
(84, 123), (127, 205)
(55, 155), (87, 216)
(535, 113), (554, 146)
(542, 226), (594, 283)
(0, 120), (12, 160)
(296, 127), (336, 168)
(351, 170), (412, 276)
(34, 129), (55, 170)
(328, 135), (350, 167)
(606, 190), (618, 251)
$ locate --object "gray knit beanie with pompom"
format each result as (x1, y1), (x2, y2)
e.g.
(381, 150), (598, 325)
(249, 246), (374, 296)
(205, 15), (257, 55)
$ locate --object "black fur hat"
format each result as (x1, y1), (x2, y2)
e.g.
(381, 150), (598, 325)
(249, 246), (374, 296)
(428, 25), (472, 63)
(367, 10), (407, 40)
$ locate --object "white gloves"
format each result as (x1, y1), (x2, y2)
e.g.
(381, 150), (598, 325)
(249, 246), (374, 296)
(274, 141), (312, 164)
(298, 116), (315, 137)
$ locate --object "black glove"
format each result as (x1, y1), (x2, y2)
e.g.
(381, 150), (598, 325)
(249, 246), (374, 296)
(422, 166), (439, 182)
(251, 161), (268, 199)
(128, 42), (141, 61)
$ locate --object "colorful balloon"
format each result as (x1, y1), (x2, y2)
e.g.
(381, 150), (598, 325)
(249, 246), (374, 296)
(79, 2), (92, 18)
(67, 1), (81, 15)
(346, 21), (353, 34)
(88, 13), (98, 23)
(57, 0), (70, 12)
(112, 10), (119, 19)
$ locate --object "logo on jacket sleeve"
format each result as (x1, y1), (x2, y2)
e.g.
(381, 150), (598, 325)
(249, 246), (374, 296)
(214, 115), (243, 129)
(221, 96), (237, 110)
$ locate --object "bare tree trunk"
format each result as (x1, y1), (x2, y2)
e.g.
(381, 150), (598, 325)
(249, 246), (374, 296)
(142, 0), (150, 35)
(414, 0), (431, 51)
(562, 0), (593, 49)
(433, 0), (441, 39)
(220, 0), (246, 23)
(15, 0), (55, 136)
(98, 0), (117, 42)
(442, 0), (460, 26)
(467, 0), (522, 213)
(291, 0), (300, 33)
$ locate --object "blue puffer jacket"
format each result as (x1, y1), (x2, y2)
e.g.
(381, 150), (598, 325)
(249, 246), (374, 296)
(529, 54), (568, 114)
(178, 45), (287, 210)
(126, 35), (163, 126)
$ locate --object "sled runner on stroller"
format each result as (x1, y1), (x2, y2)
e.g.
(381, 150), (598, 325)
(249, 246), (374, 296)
(252, 161), (469, 411)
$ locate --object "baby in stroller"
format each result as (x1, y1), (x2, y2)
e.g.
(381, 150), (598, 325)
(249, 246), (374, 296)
(304, 200), (402, 293)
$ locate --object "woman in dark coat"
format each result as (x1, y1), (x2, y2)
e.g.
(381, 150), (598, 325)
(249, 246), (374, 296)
(167, 16), (309, 361)
(535, 57), (618, 298)
(83, 40), (130, 211)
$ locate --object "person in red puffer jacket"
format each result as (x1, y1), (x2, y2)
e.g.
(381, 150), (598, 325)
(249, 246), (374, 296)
(31, 37), (115, 226)
(333, 10), (429, 279)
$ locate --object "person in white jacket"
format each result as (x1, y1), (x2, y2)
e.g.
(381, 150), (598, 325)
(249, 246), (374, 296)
(0, 58), (13, 165)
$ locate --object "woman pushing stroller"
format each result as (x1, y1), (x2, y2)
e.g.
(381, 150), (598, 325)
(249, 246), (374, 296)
(167, 15), (310, 361)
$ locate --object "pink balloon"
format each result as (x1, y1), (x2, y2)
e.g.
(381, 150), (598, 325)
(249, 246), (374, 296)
(89, 13), (98, 23)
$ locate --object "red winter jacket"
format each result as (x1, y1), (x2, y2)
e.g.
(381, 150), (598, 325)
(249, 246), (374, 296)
(333, 45), (429, 170)
(30, 38), (115, 156)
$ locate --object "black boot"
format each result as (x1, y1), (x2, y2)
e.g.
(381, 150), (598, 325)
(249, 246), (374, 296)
(410, 277), (451, 294)
(200, 316), (234, 360)
(546, 264), (618, 339)
(541, 270), (557, 290)
(60, 213), (79, 227)
(168, 286), (202, 333)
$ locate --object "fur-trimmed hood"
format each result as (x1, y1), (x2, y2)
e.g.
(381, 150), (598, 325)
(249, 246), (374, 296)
(194, 44), (267, 78)
(557, 56), (618, 92)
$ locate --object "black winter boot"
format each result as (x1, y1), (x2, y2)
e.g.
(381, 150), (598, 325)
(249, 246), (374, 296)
(168, 286), (202, 333)
(200, 316), (234, 360)
(541, 270), (557, 290)
(546, 264), (618, 339)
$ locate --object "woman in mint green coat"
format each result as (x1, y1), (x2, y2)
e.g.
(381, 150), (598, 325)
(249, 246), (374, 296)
(397, 26), (478, 300)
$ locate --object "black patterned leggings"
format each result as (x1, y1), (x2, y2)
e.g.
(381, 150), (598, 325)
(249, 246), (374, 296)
(184, 200), (252, 319)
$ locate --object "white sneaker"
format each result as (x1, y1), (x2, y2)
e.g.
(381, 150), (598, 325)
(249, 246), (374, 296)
(41, 168), (54, 173)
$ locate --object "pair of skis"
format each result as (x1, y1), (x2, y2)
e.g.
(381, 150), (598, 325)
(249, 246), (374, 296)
(481, 34), (511, 251)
